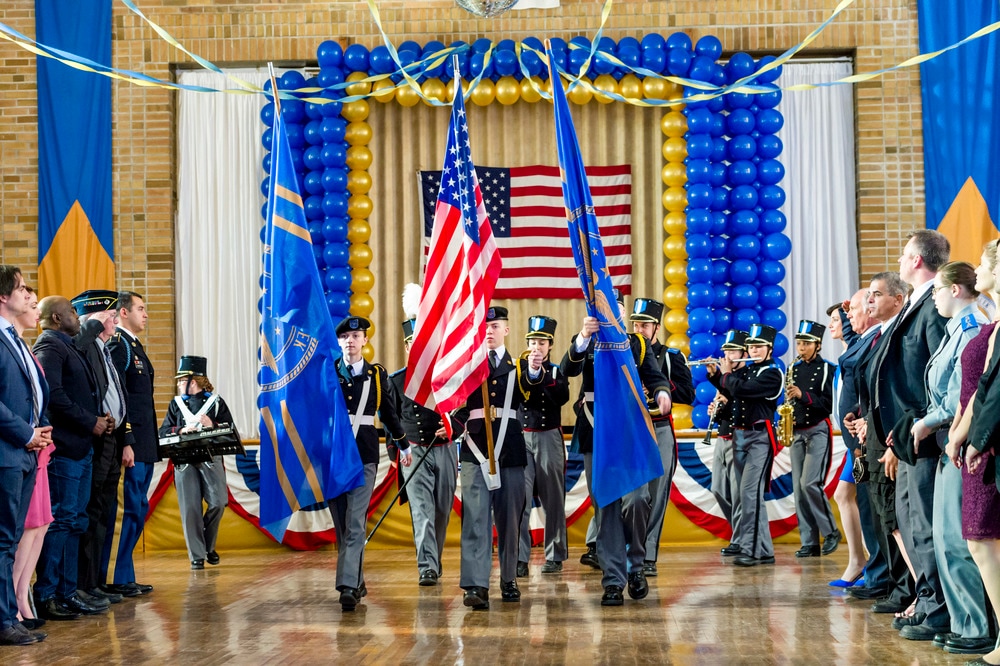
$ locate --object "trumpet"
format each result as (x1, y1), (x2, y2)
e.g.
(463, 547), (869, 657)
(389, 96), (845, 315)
(687, 356), (750, 366)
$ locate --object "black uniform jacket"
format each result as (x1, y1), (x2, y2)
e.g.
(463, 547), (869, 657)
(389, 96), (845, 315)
(108, 327), (159, 463)
(517, 357), (570, 431)
(454, 350), (529, 469)
(790, 355), (835, 428)
(388, 368), (466, 446)
(337, 359), (406, 465)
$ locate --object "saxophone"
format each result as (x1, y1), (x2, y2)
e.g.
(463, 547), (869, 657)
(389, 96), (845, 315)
(776, 356), (800, 447)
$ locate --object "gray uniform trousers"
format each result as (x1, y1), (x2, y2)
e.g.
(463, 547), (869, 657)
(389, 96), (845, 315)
(584, 452), (650, 588)
(643, 421), (678, 563)
(403, 443), (457, 576)
(711, 437), (740, 528)
(732, 429), (774, 559)
(518, 429), (568, 563)
(790, 420), (837, 546)
(933, 455), (990, 637)
(459, 464), (525, 589)
(896, 456), (950, 627)
(174, 455), (228, 563)
(329, 463), (377, 591)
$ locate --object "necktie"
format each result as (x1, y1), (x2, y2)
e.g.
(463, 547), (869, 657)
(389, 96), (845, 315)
(869, 329), (882, 350)
(489, 350), (498, 369)
(7, 326), (38, 425)
(103, 345), (126, 423)
(6, 326), (28, 374)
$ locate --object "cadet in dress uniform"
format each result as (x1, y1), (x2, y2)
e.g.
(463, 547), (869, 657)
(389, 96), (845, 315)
(515, 315), (570, 577)
(333, 316), (408, 611)
(455, 306), (529, 610)
(561, 292), (672, 606)
(707, 324), (783, 567)
(388, 318), (463, 587)
(629, 298), (695, 576)
(158, 356), (234, 570)
(787, 320), (841, 558)
(711, 330), (748, 556)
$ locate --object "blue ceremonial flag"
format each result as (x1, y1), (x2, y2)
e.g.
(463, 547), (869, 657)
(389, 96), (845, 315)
(258, 103), (364, 543)
(547, 50), (663, 508)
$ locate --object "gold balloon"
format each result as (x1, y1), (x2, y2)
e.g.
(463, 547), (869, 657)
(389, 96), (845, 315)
(345, 71), (371, 97)
(361, 342), (375, 362)
(542, 77), (555, 96)
(351, 267), (374, 293)
(662, 137), (687, 162)
(421, 78), (447, 106)
(348, 194), (373, 219)
(345, 122), (372, 146)
(663, 284), (688, 311)
(470, 79), (496, 106)
(666, 333), (691, 356)
(663, 211), (687, 236)
(642, 76), (668, 100)
(346, 146), (372, 171)
(520, 76), (543, 103)
(661, 162), (686, 188)
(495, 76), (520, 105)
(619, 73), (642, 99)
(663, 310), (688, 335)
(341, 100), (370, 123)
(351, 293), (374, 316)
(661, 186), (687, 213)
(347, 170), (372, 195)
(664, 259), (688, 285)
(396, 84), (420, 107)
(593, 74), (618, 104)
(347, 218), (371, 244)
(672, 404), (693, 430)
(568, 81), (593, 105)
(372, 78), (396, 103)
(660, 111), (688, 138)
(348, 243), (373, 269)
(447, 78), (469, 102)
(664, 80), (683, 100)
(662, 235), (687, 261)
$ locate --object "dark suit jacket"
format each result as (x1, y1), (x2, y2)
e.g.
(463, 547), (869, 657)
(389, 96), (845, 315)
(75, 319), (135, 454)
(837, 312), (880, 451)
(0, 325), (50, 468)
(458, 350), (528, 468)
(33, 328), (101, 460)
(336, 359), (405, 465)
(108, 328), (158, 463)
(870, 289), (947, 462)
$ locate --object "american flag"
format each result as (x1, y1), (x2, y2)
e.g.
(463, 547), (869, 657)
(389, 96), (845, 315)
(404, 84), (502, 424)
(419, 164), (633, 298)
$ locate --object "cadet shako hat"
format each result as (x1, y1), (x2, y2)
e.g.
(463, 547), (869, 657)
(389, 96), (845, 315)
(336, 316), (372, 336)
(746, 323), (777, 346)
(401, 318), (416, 343)
(721, 329), (749, 350)
(486, 306), (509, 322)
(795, 320), (825, 342)
(175, 355), (208, 378)
(612, 287), (624, 306)
(525, 315), (557, 340)
(630, 298), (664, 323)
(71, 289), (118, 316)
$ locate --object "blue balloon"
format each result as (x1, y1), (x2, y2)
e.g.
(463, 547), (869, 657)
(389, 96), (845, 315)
(687, 159), (712, 184)
(755, 55), (783, 84)
(710, 187), (730, 212)
(322, 217), (348, 243)
(728, 135), (757, 161)
(773, 333), (790, 358)
(762, 233), (792, 260)
(281, 99), (306, 124)
(729, 235), (761, 260)
(689, 308), (716, 333)
(711, 211), (728, 235)
(707, 95), (726, 113)
(593, 47), (616, 75)
(696, 380), (718, 405)
(687, 258), (713, 283)
(710, 235), (728, 258)
(695, 35), (722, 60)
(687, 108), (714, 134)
(445, 46), (470, 80)
(727, 160), (757, 186)
(304, 120), (323, 146)
(711, 137), (727, 162)
(312, 245), (325, 269)
(641, 46), (666, 74)
(319, 93), (342, 118)
(570, 36), (592, 50)
(726, 52), (756, 82)
(711, 64), (726, 87)
(710, 163), (728, 187)
(322, 191), (348, 216)
(317, 40), (344, 68)
(759, 185), (786, 210)
(396, 50), (418, 81)
(304, 195), (323, 221)
(616, 46), (641, 71)
(758, 260), (786, 285)
(280, 70), (306, 91)
(758, 285), (785, 309)
(320, 117), (346, 143)
(691, 404), (711, 430)
(730, 185), (759, 211)
(325, 266), (352, 292)
(641, 33), (666, 51)
(326, 291), (350, 315)
(760, 209), (786, 234)
(733, 308), (760, 331)
(494, 49), (518, 76)
(304, 171), (324, 196)
(307, 221), (324, 244)
(683, 87), (709, 110)
(317, 67), (344, 91)
(730, 258), (758, 285)
(690, 332), (716, 359)
(757, 160), (785, 186)
(713, 283), (731, 308)
(469, 51), (489, 78)
(756, 108), (784, 134)
(290, 148), (304, 174)
(731, 284), (759, 309)
(322, 168), (347, 193)
(667, 47), (692, 76)
(259, 130), (271, 155)
(688, 55), (716, 82)
(686, 234), (712, 259)
(324, 243), (349, 268)
(617, 36), (640, 52)
(757, 134), (783, 159)
(320, 144), (346, 168)
(712, 259), (730, 283)
(666, 32), (692, 51)
(687, 133), (714, 160)
(568, 47), (590, 77)
(726, 92), (754, 110)
(761, 308), (787, 331)
(260, 102), (274, 126)
(369, 45), (394, 74)
(756, 85), (782, 109)
(727, 109), (756, 135)
(398, 40), (422, 56)
(687, 209), (712, 234)
(262, 152), (272, 175)
(713, 308), (733, 334)
(521, 49), (543, 77)
(687, 183), (713, 209)
(729, 210), (760, 235)
(708, 113), (726, 138)
(472, 37), (493, 53)
(691, 366), (709, 384)
(343, 44), (369, 72)
(689, 283), (714, 308)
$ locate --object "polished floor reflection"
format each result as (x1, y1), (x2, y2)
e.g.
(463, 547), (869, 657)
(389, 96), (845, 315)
(2, 546), (981, 665)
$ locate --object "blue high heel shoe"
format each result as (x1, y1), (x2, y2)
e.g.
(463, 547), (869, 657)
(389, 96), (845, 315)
(828, 569), (865, 588)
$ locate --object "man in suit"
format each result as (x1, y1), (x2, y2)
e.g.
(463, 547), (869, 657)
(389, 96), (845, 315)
(33, 296), (110, 619)
(871, 231), (950, 640)
(103, 291), (155, 597)
(0, 266), (51, 645)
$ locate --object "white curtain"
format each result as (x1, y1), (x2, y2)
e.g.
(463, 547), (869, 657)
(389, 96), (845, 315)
(176, 69), (271, 438)
(776, 61), (858, 361)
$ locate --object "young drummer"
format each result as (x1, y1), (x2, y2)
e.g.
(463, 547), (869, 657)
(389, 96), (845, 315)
(710, 329), (748, 556)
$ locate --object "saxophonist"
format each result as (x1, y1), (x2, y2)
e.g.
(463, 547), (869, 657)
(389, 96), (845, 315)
(787, 320), (841, 558)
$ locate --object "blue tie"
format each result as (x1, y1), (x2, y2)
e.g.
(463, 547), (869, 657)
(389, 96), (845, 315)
(6, 326), (29, 374)
(7, 325), (37, 425)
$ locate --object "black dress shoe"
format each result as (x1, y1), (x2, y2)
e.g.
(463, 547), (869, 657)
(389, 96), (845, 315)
(580, 546), (600, 569)
(20, 618), (45, 631)
(85, 587), (123, 604)
(933, 632), (959, 648)
(794, 545), (821, 558)
(821, 530), (842, 555)
(720, 543), (742, 556)
(541, 560), (563, 574)
(642, 560), (657, 576)
(418, 570), (438, 586)
(944, 636), (996, 654)
(601, 585), (624, 606)
(191, 559), (205, 570)
(61, 593), (108, 615)
(500, 580), (520, 602)
(463, 587), (489, 610)
(871, 600), (906, 614)
(206, 551), (220, 565)
(38, 597), (80, 621)
(516, 561), (529, 578)
(627, 572), (649, 600)
(102, 582), (143, 597)
(339, 587), (360, 611)
(847, 586), (887, 600)
(0, 623), (42, 645)
(133, 582), (154, 595)
(892, 612), (926, 630)
(901, 623), (950, 641)
(75, 589), (111, 608)
(733, 555), (775, 567)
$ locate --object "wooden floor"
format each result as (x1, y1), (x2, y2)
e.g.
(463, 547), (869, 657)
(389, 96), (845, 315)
(3, 545), (985, 665)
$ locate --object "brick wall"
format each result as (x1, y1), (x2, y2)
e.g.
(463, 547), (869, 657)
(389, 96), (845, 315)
(0, 0), (923, 414)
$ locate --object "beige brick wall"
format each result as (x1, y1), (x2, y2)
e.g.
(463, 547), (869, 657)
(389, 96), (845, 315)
(0, 0), (923, 414)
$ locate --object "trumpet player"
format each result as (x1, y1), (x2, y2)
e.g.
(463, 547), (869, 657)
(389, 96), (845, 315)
(706, 324), (783, 567)
(710, 330), (749, 556)
(788, 320), (841, 558)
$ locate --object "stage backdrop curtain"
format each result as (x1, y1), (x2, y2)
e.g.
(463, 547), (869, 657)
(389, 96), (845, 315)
(776, 61), (857, 357)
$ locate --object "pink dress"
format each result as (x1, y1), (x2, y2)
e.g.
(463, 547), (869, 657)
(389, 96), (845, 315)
(23, 443), (54, 529)
(959, 323), (1000, 540)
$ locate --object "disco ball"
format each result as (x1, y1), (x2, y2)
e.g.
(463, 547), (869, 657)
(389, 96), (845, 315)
(456, 0), (520, 18)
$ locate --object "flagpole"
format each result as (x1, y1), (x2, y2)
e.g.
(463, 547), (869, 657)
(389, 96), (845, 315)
(480, 381), (497, 475)
(267, 61), (281, 115)
(364, 442), (435, 545)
